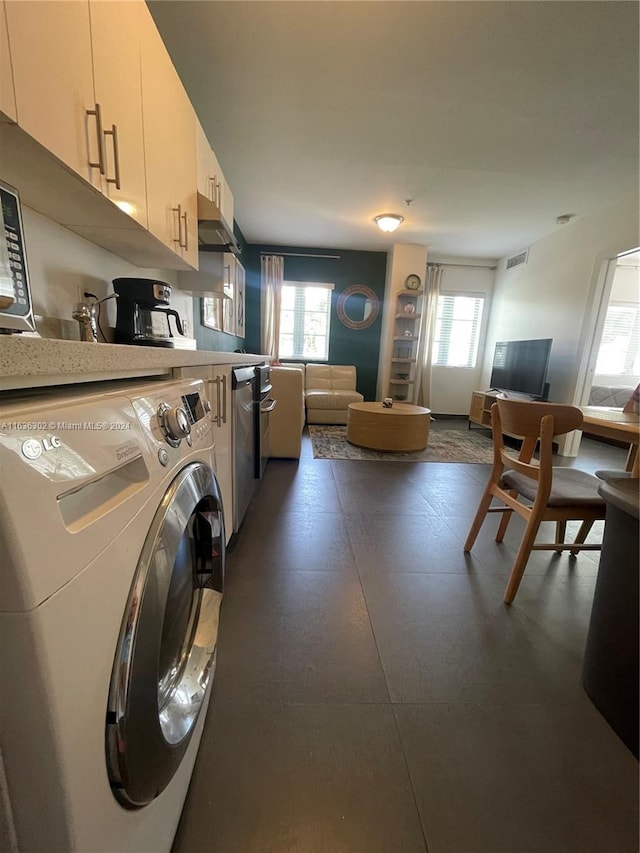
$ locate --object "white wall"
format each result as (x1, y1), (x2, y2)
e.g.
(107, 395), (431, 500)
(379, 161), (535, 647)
(429, 261), (495, 414)
(20, 206), (194, 341)
(481, 192), (640, 407)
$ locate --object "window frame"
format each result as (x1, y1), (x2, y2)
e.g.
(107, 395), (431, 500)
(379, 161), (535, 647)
(595, 300), (640, 378)
(431, 291), (485, 369)
(278, 280), (334, 361)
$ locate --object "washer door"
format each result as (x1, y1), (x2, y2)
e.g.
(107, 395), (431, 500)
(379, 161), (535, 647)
(106, 462), (225, 808)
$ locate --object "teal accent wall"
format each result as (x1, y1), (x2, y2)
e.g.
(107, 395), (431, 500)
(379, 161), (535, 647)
(243, 244), (387, 401)
(193, 315), (243, 352)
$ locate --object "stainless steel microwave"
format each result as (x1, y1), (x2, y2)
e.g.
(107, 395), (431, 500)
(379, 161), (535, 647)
(0, 180), (36, 333)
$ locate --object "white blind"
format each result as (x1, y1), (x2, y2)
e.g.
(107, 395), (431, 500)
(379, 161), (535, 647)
(279, 281), (333, 360)
(595, 302), (640, 376)
(432, 294), (484, 368)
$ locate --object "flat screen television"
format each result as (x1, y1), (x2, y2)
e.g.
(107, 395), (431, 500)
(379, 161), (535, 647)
(489, 338), (552, 399)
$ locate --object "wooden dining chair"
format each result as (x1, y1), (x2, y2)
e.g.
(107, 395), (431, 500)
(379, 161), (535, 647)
(463, 396), (606, 604)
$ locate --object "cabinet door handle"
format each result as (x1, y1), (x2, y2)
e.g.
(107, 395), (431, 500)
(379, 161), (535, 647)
(104, 124), (121, 190)
(209, 176), (216, 202)
(208, 377), (222, 427)
(172, 204), (183, 246)
(221, 373), (228, 424)
(216, 180), (222, 208)
(182, 210), (188, 250)
(172, 205), (187, 251)
(86, 103), (105, 175)
(216, 375), (222, 427)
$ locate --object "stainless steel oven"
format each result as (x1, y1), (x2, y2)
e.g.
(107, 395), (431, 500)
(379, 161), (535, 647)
(254, 364), (276, 479)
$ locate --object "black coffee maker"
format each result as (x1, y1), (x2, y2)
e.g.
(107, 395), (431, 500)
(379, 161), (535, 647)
(112, 278), (186, 347)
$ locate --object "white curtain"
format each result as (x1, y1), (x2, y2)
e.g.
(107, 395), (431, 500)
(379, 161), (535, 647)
(260, 254), (284, 360)
(417, 263), (443, 408)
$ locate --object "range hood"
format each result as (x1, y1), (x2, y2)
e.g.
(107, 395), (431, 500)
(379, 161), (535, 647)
(197, 192), (240, 255)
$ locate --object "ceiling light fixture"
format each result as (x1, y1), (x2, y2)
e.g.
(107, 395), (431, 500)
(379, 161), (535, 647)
(375, 213), (404, 233)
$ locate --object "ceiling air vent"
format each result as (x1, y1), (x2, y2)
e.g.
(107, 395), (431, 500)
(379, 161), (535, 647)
(506, 249), (528, 270)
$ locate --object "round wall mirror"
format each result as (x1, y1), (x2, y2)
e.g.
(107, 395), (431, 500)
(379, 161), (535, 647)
(336, 285), (380, 330)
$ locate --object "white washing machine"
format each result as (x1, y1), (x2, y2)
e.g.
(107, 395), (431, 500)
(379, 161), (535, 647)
(0, 377), (225, 852)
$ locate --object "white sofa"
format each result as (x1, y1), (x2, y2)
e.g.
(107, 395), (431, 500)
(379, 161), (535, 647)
(268, 364), (365, 455)
(588, 385), (635, 408)
(305, 364), (364, 425)
(269, 364), (306, 458)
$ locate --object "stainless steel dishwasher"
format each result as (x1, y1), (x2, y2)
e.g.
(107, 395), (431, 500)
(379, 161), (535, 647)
(231, 365), (256, 530)
(254, 364), (277, 479)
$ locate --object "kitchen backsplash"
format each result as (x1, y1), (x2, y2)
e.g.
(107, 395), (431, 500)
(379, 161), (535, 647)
(20, 206), (194, 343)
(32, 314), (81, 341)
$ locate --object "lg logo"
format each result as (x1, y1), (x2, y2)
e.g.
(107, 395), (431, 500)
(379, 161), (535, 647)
(21, 436), (62, 460)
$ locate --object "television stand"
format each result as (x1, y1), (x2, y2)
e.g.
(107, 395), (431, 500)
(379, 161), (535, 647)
(468, 390), (559, 457)
(468, 387), (544, 420)
(468, 390), (499, 430)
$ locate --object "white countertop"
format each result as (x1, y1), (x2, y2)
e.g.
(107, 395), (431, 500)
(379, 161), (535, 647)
(0, 336), (269, 391)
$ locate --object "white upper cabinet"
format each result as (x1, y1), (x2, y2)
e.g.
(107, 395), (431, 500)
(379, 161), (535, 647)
(222, 252), (236, 335)
(140, 3), (197, 270)
(235, 258), (245, 339)
(139, 6), (176, 254)
(89, 1), (147, 229)
(195, 117), (234, 227)
(5, 1), (99, 188)
(0, 2), (16, 122)
(3, 0), (210, 270)
(6, 0), (148, 225)
(176, 251), (224, 294)
(218, 160), (234, 228)
(172, 69), (198, 269)
(196, 119), (218, 202)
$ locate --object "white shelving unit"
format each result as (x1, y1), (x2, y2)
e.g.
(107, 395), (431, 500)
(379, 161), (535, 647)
(388, 289), (423, 402)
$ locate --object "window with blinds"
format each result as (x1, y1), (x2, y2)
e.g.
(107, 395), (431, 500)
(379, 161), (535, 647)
(595, 302), (640, 376)
(432, 294), (484, 367)
(279, 281), (334, 360)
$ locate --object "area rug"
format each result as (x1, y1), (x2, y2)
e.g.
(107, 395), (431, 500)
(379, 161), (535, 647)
(308, 425), (495, 463)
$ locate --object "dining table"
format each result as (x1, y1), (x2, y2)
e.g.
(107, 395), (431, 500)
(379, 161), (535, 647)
(580, 406), (640, 476)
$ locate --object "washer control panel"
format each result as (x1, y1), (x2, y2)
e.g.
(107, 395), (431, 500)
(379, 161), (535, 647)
(130, 380), (213, 453)
(157, 402), (191, 447)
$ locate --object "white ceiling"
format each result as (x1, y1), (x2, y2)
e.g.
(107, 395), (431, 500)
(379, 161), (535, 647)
(148, 1), (639, 259)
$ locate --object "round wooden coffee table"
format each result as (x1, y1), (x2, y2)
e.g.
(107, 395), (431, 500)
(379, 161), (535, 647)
(346, 402), (431, 452)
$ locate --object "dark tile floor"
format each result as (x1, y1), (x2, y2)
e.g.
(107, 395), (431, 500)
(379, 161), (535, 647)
(173, 423), (638, 853)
